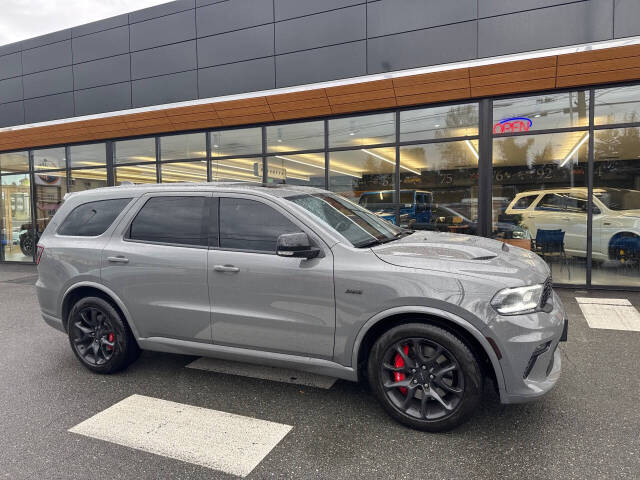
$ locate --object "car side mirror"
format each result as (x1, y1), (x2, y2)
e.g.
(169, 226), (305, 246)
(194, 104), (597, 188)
(276, 232), (320, 259)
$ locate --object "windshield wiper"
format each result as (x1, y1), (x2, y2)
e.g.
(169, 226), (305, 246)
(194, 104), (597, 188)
(356, 238), (384, 248)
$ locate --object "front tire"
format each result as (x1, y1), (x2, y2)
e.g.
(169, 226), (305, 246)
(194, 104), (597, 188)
(368, 323), (483, 432)
(67, 296), (140, 374)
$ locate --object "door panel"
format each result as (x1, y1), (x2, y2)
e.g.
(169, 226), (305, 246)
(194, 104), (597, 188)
(208, 195), (335, 359)
(101, 193), (211, 342)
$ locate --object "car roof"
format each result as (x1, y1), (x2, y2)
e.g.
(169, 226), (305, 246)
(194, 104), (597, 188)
(64, 182), (328, 201)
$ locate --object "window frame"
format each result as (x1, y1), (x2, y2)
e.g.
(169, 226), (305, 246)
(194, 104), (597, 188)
(123, 192), (212, 249)
(211, 193), (322, 256)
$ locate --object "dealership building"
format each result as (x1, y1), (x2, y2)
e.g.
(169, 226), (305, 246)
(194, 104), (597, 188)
(2, 0), (640, 288)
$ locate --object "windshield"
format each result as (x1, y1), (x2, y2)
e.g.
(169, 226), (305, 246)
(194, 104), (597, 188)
(595, 189), (640, 211)
(287, 193), (403, 247)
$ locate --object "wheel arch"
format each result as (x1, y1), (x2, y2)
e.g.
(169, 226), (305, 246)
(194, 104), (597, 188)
(60, 282), (140, 339)
(607, 231), (640, 260)
(352, 307), (505, 394)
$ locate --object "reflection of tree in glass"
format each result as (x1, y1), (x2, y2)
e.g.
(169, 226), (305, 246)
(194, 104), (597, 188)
(596, 126), (640, 162)
(436, 105), (478, 165)
(497, 137), (534, 168)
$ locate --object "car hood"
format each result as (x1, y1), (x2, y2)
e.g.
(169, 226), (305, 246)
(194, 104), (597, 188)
(372, 231), (549, 285)
(616, 209), (640, 219)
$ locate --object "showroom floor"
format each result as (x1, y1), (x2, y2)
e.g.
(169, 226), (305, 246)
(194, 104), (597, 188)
(1, 264), (639, 479)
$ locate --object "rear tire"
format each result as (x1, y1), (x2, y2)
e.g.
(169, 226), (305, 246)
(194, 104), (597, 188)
(367, 323), (483, 432)
(67, 296), (140, 374)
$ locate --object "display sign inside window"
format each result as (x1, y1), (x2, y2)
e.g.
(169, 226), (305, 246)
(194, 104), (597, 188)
(493, 117), (533, 134)
(254, 162), (287, 180)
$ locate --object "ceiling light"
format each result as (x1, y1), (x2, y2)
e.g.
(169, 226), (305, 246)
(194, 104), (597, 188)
(275, 155), (360, 178)
(559, 133), (589, 167)
(464, 140), (479, 160)
(361, 149), (420, 175)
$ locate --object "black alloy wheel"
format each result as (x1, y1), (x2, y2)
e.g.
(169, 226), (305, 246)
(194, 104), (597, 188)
(68, 296), (139, 374)
(368, 323), (482, 432)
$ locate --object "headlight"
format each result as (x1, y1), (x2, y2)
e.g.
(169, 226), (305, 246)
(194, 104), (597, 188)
(491, 284), (544, 315)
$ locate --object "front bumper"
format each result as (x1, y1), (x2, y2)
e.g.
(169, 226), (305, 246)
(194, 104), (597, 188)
(494, 291), (567, 404)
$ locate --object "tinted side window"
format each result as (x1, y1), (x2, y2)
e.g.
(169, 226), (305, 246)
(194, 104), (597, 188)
(58, 198), (132, 236)
(536, 194), (565, 211)
(565, 196), (588, 213)
(129, 196), (207, 246)
(219, 198), (301, 252)
(513, 195), (535, 209)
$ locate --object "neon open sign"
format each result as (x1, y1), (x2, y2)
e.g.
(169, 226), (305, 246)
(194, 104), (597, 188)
(493, 117), (533, 134)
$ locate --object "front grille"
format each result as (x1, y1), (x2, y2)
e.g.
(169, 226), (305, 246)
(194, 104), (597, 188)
(540, 277), (552, 307)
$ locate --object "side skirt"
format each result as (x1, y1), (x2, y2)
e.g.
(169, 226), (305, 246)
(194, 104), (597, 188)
(138, 337), (357, 382)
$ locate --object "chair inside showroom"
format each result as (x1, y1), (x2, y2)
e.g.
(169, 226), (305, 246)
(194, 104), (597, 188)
(533, 229), (569, 274)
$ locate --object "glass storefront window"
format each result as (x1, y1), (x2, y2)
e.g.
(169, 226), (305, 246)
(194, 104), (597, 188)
(160, 133), (206, 161)
(329, 148), (396, 222)
(267, 154), (325, 186)
(34, 171), (67, 240)
(211, 158), (262, 183)
(400, 103), (478, 142)
(493, 91), (589, 133)
(114, 138), (156, 164)
(161, 161), (208, 183)
(211, 128), (261, 157)
(595, 84), (640, 125)
(399, 140), (479, 231)
(0, 151), (29, 174)
(1, 174), (32, 262)
(115, 164), (157, 184)
(69, 168), (108, 192)
(69, 143), (106, 168)
(267, 121), (324, 153)
(33, 147), (66, 171)
(493, 131), (588, 284)
(591, 127), (640, 286)
(329, 113), (395, 148)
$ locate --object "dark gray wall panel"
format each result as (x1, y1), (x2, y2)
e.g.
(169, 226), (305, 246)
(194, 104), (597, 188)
(197, 0), (273, 37)
(132, 70), (197, 107)
(72, 14), (128, 37)
(276, 41), (366, 87)
(275, 5), (365, 54)
(196, 0), (227, 6)
(73, 55), (131, 90)
(72, 26), (130, 63)
(478, 1), (613, 57)
(614, 0), (640, 38)
(197, 24), (274, 67)
(478, 0), (586, 18)
(23, 67), (73, 99)
(368, 0), (477, 37)
(130, 10), (196, 51)
(131, 41), (197, 80)
(0, 53), (22, 80)
(199, 57), (275, 98)
(0, 43), (22, 57)
(129, 0), (195, 23)
(274, 0), (363, 21)
(21, 30), (71, 51)
(22, 40), (72, 75)
(368, 21), (477, 73)
(0, 101), (24, 128)
(24, 93), (74, 123)
(74, 82), (132, 116)
(0, 77), (23, 103)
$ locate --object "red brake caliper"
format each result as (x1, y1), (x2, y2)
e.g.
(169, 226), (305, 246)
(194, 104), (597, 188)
(107, 333), (115, 351)
(394, 344), (410, 395)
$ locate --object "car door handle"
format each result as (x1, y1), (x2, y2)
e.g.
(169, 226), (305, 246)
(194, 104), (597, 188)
(213, 264), (240, 273)
(603, 222), (612, 226)
(107, 256), (129, 264)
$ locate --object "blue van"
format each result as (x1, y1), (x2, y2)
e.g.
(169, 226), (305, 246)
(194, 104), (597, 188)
(358, 189), (433, 226)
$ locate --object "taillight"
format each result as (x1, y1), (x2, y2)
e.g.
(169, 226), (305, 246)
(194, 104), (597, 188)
(36, 245), (45, 265)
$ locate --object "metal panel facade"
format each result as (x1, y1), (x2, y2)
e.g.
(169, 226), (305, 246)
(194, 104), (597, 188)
(0, 0), (632, 128)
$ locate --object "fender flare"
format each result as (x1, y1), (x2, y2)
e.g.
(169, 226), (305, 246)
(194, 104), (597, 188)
(350, 305), (506, 395)
(60, 281), (141, 339)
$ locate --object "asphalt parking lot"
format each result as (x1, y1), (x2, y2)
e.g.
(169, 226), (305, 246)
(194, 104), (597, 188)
(1, 264), (639, 479)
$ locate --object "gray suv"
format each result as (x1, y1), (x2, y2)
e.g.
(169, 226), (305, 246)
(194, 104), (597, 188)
(36, 183), (567, 431)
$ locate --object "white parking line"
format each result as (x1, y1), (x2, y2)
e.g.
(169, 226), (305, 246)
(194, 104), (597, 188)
(575, 297), (640, 332)
(186, 357), (337, 389)
(69, 394), (292, 477)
